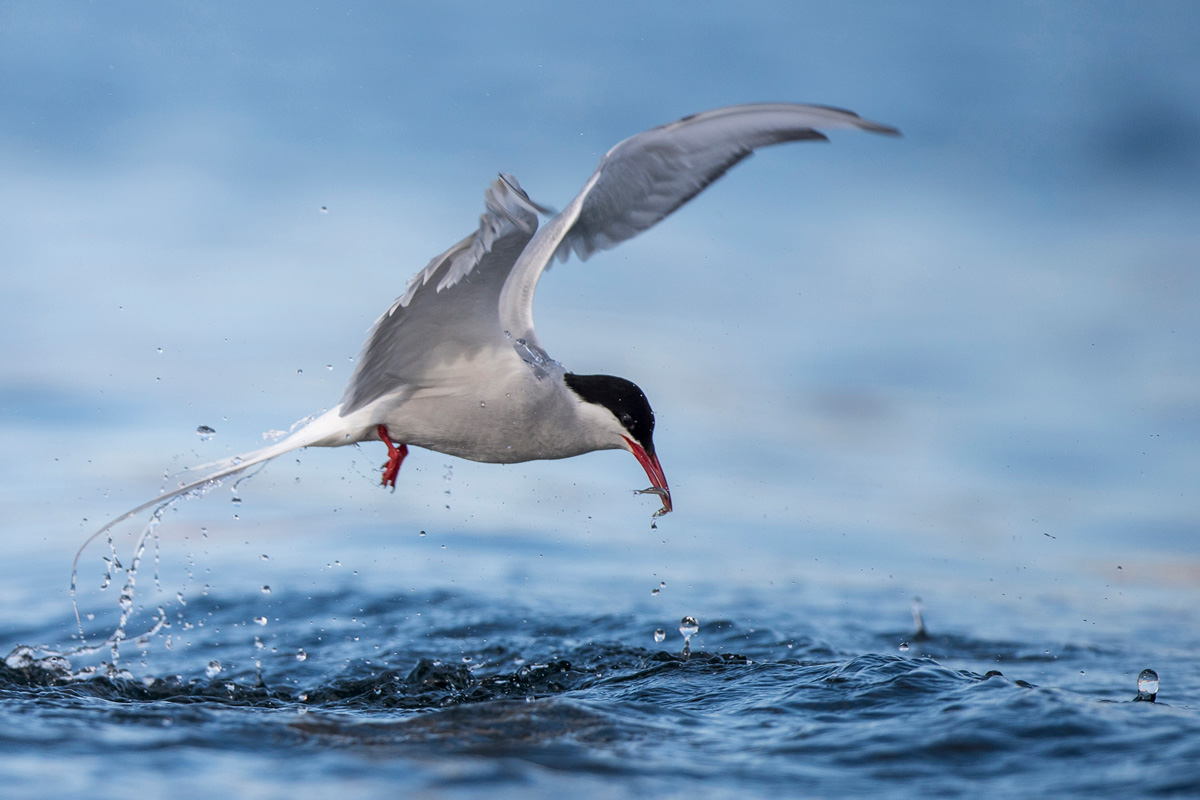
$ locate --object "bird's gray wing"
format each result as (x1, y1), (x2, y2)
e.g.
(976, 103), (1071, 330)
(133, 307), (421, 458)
(498, 103), (899, 345)
(340, 175), (541, 415)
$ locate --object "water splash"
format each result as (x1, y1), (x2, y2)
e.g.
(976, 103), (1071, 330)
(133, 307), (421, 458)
(679, 616), (699, 659)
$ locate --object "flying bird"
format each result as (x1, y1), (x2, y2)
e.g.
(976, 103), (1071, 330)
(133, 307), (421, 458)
(82, 103), (897, 555)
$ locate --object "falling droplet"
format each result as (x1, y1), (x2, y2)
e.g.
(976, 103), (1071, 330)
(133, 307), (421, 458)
(195, 425), (216, 439)
(479, 400), (486, 408)
(1136, 668), (1159, 702)
(654, 628), (666, 643)
(205, 660), (222, 678)
(325, 364), (333, 371)
(320, 206), (328, 214)
(679, 615), (699, 658)
(156, 347), (163, 354)
(260, 585), (271, 594)
(899, 642), (910, 653)
(296, 368), (303, 375)
(254, 616), (268, 626)
(296, 649), (308, 662)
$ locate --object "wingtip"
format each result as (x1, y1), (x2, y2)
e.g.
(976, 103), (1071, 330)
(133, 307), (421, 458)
(496, 172), (557, 216)
(861, 120), (902, 137)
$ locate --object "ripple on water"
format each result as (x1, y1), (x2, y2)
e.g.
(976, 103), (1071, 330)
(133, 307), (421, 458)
(1, 586), (1197, 798)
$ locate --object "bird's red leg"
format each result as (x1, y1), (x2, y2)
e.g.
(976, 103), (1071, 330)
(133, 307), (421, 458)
(377, 424), (408, 490)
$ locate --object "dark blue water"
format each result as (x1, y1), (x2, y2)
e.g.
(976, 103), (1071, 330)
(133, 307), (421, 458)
(4, 513), (1198, 799)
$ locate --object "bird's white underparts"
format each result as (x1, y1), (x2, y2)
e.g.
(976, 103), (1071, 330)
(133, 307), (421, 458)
(80, 102), (897, 559)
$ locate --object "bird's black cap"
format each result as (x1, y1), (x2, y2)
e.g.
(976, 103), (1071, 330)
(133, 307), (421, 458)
(564, 373), (656, 455)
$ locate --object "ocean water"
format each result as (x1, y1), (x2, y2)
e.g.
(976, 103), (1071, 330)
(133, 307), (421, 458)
(4, 518), (1199, 799)
(3, 3), (1200, 798)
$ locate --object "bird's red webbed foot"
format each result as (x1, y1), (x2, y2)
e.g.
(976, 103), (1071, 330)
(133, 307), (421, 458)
(377, 424), (409, 490)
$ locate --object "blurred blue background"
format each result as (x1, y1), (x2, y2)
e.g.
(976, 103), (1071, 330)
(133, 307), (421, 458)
(1, 2), (1197, 623)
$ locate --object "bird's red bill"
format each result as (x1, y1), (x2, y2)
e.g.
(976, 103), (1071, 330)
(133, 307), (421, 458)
(624, 436), (672, 515)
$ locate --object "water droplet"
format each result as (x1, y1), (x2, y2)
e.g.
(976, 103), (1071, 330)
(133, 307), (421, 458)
(320, 206), (328, 213)
(679, 615), (699, 658)
(231, 496), (242, 504)
(418, 530), (426, 537)
(325, 364), (333, 371)
(156, 347), (163, 354)
(1137, 668), (1159, 702)
(899, 642), (910, 653)
(254, 616), (268, 626)
(205, 660), (222, 678)
(260, 554), (270, 561)
(260, 585), (271, 594)
(296, 368), (303, 375)
(195, 425), (216, 439)
(479, 400), (486, 408)
(654, 628), (666, 643)
(175, 592), (186, 605)
(296, 649), (307, 662)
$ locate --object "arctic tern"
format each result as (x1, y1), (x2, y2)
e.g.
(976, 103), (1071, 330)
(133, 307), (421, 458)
(81, 102), (897, 556)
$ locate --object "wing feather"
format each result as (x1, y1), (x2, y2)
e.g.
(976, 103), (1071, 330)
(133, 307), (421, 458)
(560, 103), (897, 262)
(340, 175), (541, 415)
(500, 102), (899, 343)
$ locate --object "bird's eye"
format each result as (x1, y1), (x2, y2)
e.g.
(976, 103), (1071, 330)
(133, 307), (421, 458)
(619, 413), (634, 428)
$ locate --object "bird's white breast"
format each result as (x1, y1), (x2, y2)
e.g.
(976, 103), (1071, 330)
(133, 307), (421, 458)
(374, 349), (606, 464)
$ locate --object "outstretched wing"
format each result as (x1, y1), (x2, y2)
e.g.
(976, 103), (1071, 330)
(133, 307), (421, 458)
(340, 175), (542, 415)
(498, 103), (899, 345)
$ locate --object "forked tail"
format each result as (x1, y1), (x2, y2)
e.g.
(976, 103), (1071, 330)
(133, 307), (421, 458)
(71, 406), (356, 578)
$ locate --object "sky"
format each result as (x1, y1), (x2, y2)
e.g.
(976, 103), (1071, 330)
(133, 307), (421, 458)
(1, 2), (1198, 601)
